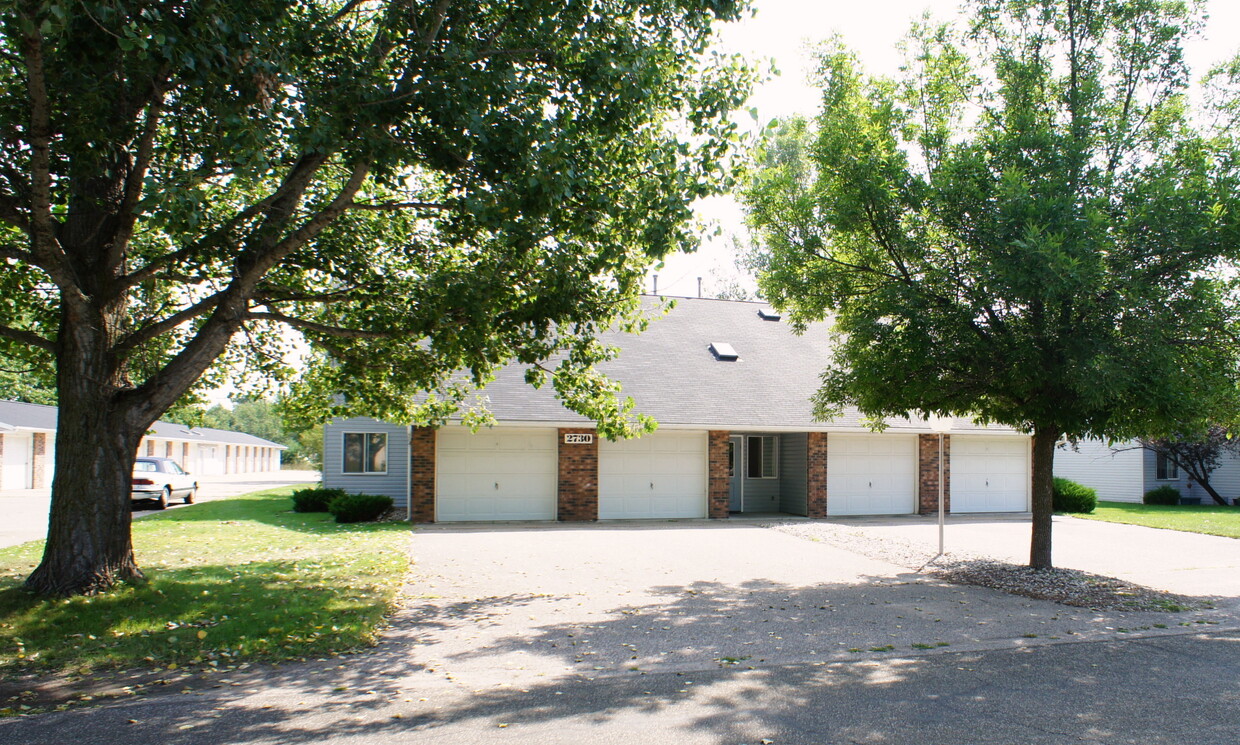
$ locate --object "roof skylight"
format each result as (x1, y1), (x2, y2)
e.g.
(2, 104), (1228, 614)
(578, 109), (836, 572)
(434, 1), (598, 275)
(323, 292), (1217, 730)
(709, 342), (739, 361)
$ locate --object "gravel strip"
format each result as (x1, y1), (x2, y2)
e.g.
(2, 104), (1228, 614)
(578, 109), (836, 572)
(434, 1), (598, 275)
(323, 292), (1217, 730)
(770, 521), (1205, 612)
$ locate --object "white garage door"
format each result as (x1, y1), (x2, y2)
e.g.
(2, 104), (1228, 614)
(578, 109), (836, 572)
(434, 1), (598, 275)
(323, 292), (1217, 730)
(827, 434), (917, 515)
(437, 428), (558, 521)
(599, 431), (707, 519)
(951, 436), (1029, 513)
(2, 432), (31, 490)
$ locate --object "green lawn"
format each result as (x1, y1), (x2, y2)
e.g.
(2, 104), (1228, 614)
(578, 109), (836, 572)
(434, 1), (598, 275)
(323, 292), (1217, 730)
(0, 487), (410, 677)
(1076, 500), (1240, 539)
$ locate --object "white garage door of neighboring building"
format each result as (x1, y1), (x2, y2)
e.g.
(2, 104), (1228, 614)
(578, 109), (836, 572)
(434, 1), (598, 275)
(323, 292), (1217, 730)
(951, 436), (1029, 513)
(436, 428), (558, 521)
(2, 432), (31, 490)
(599, 431), (708, 519)
(827, 434), (917, 516)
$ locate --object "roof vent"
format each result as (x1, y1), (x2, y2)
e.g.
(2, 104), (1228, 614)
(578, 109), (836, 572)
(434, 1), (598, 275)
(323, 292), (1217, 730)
(758, 308), (781, 321)
(709, 342), (739, 361)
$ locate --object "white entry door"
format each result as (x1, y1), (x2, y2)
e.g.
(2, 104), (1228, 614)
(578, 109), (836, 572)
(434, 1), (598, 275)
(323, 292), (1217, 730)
(599, 431), (708, 519)
(827, 434), (918, 515)
(1, 432), (31, 490)
(951, 436), (1029, 513)
(436, 428), (558, 521)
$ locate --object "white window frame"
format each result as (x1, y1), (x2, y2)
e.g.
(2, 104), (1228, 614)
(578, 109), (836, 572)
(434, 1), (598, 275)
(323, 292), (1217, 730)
(1155, 452), (1178, 481)
(746, 435), (778, 480)
(342, 432), (389, 475)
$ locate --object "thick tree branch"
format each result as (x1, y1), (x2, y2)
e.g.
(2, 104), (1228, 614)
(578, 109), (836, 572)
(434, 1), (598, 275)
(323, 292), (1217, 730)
(244, 310), (405, 339)
(113, 293), (225, 357)
(347, 199), (450, 211)
(107, 93), (167, 272)
(0, 323), (55, 352)
(20, 17), (84, 304)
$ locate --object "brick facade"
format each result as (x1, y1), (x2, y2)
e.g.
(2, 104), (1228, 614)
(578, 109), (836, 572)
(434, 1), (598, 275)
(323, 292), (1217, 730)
(410, 427), (436, 523)
(557, 428), (598, 521)
(806, 431), (828, 518)
(707, 430), (730, 518)
(918, 434), (951, 515)
(31, 432), (48, 489)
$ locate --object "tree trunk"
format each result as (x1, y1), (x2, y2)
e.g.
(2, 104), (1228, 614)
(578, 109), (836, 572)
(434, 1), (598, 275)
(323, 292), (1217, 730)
(1191, 478), (1230, 506)
(24, 306), (147, 596)
(1029, 426), (1059, 569)
(24, 414), (145, 595)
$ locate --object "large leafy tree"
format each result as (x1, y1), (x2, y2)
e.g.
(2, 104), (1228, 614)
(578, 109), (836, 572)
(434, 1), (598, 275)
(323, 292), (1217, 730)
(744, 0), (1240, 568)
(0, 0), (752, 595)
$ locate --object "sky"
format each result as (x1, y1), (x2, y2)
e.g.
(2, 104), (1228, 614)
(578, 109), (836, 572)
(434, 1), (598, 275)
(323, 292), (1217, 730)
(649, 0), (1240, 300)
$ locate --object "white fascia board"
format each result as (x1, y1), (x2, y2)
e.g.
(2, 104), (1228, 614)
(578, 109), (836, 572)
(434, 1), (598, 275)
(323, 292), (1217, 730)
(471, 419), (1025, 436)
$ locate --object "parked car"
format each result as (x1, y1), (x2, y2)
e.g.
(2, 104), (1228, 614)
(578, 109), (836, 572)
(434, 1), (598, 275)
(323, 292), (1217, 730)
(132, 457), (198, 509)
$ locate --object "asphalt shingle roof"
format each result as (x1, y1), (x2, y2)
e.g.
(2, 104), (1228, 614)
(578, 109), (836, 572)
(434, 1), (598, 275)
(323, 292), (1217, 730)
(470, 296), (1015, 433)
(0, 400), (285, 448)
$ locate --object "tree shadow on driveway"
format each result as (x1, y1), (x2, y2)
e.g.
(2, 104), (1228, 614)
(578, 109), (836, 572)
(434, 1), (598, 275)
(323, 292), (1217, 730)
(3, 574), (1237, 744)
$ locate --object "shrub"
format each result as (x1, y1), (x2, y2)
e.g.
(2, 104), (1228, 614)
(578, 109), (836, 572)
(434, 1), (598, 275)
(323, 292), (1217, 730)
(1053, 477), (1097, 513)
(328, 493), (395, 523)
(292, 487), (348, 513)
(1143, 485), (1182, 506)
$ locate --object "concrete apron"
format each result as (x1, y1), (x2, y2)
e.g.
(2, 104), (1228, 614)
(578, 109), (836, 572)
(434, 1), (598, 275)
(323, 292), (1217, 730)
(397, 522), (1238, 693)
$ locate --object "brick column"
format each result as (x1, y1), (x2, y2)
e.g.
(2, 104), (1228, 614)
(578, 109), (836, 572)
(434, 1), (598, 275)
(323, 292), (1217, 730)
(557, 428), (598, 521)
(410, 427), (436, 523)
(707, 430), (730, 519)
(806, 432), (828, 518)
(32, 433), (48, 489)
(919, 434), (951, 515)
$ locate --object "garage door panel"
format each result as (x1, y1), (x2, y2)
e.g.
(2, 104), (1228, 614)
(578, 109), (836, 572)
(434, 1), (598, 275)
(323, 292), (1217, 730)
(951, 436), (1028, 513)
(599, 432), (707, 519)
(436, 428), (557, 522)
(827, 434), (917, 516)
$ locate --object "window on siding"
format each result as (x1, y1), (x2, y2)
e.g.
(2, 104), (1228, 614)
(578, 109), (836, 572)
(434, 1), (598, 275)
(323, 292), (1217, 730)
(746, 435), (778, 479)
(1156, 452), (1178, 480)
(344, 432), (388, 474)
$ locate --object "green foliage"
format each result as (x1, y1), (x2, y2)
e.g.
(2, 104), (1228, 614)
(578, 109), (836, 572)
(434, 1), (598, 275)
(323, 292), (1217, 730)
(1144, 486), (1183, 506)
(291, 487), (347, 513)
(1052, 477), (1097, 514)
(0, 0), (754, 439)
(328, 493), (395, 524)
(742, 0), (1240, 566)
(0, 367), (55, 405)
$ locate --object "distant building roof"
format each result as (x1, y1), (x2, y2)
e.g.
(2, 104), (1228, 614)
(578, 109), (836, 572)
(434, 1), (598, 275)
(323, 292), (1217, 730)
(463, 296), (1015, 434)
(0, 400), (286, 448)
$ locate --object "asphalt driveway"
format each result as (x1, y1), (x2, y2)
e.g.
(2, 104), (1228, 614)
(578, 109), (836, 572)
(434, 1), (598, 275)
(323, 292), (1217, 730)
(4, 520), (1240, 743)
(395, 521), (1236, 691)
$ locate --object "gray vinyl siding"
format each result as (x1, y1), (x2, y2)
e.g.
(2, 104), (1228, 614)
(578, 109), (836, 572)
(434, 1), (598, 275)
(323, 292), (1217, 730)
(1205, 455), (1240, 504)
(323, 418), (410, 508)
(778, 432), (808, 516)
(1143, 448), (1187, 500)
(737, 433), (780, 512)
(1053, 439), (1145, 503)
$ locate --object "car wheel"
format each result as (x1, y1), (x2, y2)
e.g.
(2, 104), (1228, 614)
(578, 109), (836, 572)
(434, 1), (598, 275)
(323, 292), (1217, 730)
(155, 487), (170, 510)
(184, 485), (196, 505)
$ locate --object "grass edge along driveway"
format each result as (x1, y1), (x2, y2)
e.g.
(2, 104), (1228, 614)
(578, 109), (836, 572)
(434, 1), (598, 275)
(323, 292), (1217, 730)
(0, 486), (410, 687)
(1077, 500), (1240, 539)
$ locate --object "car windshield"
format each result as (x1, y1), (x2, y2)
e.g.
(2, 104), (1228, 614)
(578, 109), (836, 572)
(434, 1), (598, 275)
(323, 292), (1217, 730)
(134, 461), (157, 472)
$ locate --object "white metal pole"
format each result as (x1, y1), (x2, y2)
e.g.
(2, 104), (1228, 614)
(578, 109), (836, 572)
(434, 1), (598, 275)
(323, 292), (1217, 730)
(938, 431), (945, 557)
